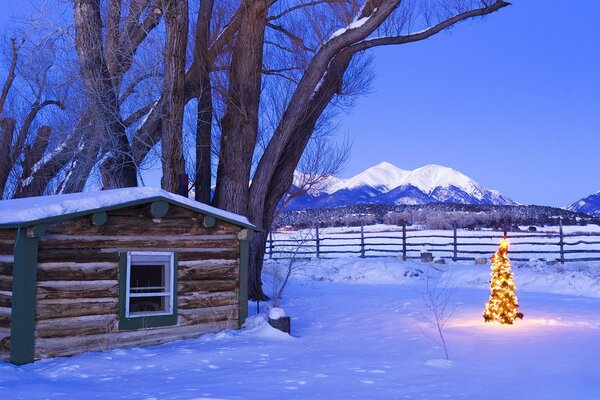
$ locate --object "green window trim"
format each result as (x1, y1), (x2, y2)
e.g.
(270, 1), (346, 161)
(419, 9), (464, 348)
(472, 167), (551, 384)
(118, 252), (178, 331)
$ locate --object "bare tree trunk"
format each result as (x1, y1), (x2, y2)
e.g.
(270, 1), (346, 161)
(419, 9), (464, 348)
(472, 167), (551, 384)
(160, 0), (188, 193)
(59, 111), (101, 193)
(246, 52), (353, 300)
(15, 126), (53, 197)
(249, 229), (270, 301)
(213, 0), (268, 214)
(0, 38), (18, 115)
(74, 0), (137, 189)
(14, 132), (84, 198)
(194, 0), (214, 204)
(0, 118), (16, 196)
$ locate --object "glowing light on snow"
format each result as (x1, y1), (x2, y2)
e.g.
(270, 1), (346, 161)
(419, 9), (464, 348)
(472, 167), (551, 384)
(483, 238), (524, 324)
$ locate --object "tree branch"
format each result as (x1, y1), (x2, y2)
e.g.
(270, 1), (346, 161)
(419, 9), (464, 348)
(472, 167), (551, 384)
(267, 22), (316, 52)
(0, 38), (21, 114)
(122, 102), (154, 127)
(349, 1), (511, 53)
(119, 72), (157, 104)
(12, 99), (65, 160)
(267, 0), (348, 21)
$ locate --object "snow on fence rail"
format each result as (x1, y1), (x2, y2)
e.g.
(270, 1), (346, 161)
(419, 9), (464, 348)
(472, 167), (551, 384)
(267, 224), (600, 263)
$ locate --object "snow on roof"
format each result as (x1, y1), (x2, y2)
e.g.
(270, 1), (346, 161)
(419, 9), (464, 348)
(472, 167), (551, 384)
(0, 187), (254, 229)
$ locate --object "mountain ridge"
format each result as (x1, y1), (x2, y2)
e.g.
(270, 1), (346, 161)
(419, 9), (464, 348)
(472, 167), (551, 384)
(289, 162), (516, 210)
(567, 191), (600, 217)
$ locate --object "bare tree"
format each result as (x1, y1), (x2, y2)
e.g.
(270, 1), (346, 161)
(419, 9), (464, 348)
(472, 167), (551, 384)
(1, 0), (511, 300)
(0, 35), (66, 199)
(419, 267), (457, 360)
(263, 229), (314, 307)
(160, 0), (188, 193)
(273, 134), (352, 221)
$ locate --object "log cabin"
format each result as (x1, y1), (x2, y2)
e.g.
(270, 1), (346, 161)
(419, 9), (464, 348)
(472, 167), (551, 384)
(0, 187), (255, 364)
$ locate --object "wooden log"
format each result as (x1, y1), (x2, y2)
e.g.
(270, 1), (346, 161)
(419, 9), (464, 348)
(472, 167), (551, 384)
(421, 252), (434, 263)
(38, 237), (239, 251)
(178, 263), (237, 281)
(177, 251), (239, 261)
(39, 236), (239, 251)
(0, 275), (12, 292)
(0, 327), (10, 339)
(178, 305), (237, 325)
(178, 291), (238, 309)
(0, 255), (14, 263)
(178, 259), (239, 268)
(37, 250), (120, 263)
(36, 298), (118, 320)
(37, 262), (119, 281)
(42, 233), (238, 243)
(45, 215), (240, 237)
(0, 306), (10, 328)
(37, 280), (118, 300)
(37, 249), (239, 263)
(0, 327), (9, 354)
(268, 316), (291, 334)
(0, 262), (13, 276)
(178, 279), (238, 294)
(35, 314), (118, 338)
(0, 291), (11, 308)
(0, 230), (16, 240)
(0, 242), (14, 254)
(98, 247), (238, 256)
(34, 319), (237, 359)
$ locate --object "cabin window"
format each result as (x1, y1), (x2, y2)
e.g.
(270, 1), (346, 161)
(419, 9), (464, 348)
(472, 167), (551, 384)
(126, 252), (175, 318)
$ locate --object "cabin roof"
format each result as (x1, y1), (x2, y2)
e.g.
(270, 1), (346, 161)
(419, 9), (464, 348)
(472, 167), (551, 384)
(0, 187), (255, 230)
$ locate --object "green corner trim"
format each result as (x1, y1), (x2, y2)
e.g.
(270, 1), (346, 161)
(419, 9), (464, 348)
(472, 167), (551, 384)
(238, 240), (249, 328)
(118, 252), (178, 331)
(10, 225), (44, 365)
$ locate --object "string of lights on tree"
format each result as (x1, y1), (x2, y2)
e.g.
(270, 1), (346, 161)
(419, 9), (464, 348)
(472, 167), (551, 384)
(483, 238), (524, 324)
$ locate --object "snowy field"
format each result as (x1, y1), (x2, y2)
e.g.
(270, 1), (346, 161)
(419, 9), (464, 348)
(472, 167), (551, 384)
(2, 257), (600, 399)
(270, 224), (600, 262)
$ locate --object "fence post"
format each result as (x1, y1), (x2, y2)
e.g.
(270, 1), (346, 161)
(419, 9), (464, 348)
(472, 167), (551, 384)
(559, 218), (564, 264)
(268, 230), (273, 259)
(453, 227), (458, 262)
(360, 222), (365, 258)
(315, 225), (320, 259)
(402, 223), (407, 261)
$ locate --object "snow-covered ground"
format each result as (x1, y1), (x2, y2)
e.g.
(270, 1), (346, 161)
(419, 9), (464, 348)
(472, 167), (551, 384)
(2, 257), (600, 399)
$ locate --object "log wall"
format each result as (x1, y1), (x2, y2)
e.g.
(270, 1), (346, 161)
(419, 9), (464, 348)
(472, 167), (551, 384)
(0, 228), (15, 360)
(32, 204), (242, 359)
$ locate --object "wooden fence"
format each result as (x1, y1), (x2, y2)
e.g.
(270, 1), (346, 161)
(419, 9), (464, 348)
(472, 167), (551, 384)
(267, 223), (600, 263)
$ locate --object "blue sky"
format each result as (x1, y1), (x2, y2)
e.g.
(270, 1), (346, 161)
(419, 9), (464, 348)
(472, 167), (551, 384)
(0, 1), (598, 207)
(337, 1), (600, 207)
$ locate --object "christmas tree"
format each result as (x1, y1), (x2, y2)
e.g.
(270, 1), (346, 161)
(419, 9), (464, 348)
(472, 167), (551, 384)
(483, 238), (524, 324)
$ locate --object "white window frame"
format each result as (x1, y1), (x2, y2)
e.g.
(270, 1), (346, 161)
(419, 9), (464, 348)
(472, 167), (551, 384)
(125, 251), (175, 318)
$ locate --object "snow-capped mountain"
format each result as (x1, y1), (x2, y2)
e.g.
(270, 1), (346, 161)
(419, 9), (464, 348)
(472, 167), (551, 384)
(287, 162), (516, 210)
(567, 191), (600, 216)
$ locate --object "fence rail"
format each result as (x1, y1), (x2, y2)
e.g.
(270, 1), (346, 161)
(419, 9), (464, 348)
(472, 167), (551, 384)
(267, 222), (600, 263)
